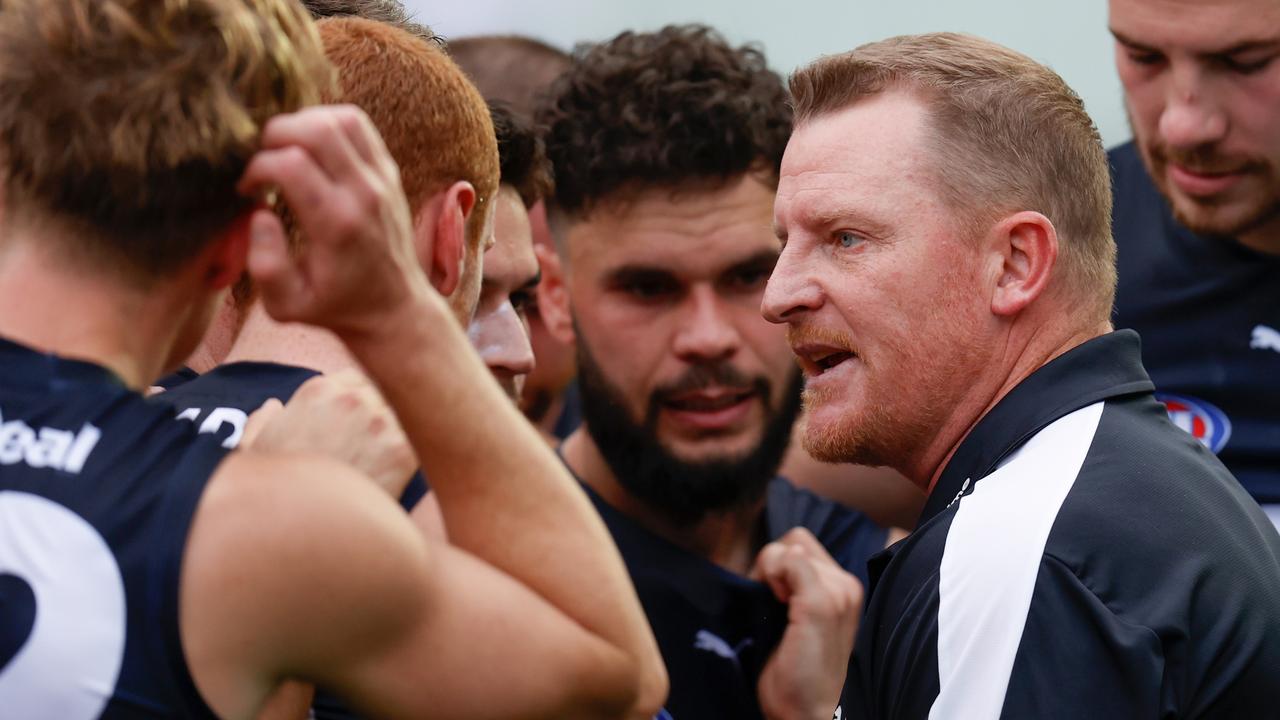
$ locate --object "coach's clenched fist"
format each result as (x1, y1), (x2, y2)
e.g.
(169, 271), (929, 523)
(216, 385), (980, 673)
(752, 527), (863, 720)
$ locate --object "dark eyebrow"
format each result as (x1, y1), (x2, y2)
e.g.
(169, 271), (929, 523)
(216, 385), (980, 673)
(1109, 29), (1157, 53)
(1111, 28), (1280, 57)
(603, 264), (679, 287)
(721, 249), (780, 278)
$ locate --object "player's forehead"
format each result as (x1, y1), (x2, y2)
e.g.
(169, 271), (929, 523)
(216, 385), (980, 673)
(483, 226), (538, 292)
(1109, 0), (1280, 53)
(569, 178), (778, 277)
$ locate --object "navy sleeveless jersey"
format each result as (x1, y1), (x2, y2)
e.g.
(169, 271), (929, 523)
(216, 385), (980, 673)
(1110, 142), (1280, 503)
(0, 336), (227, 718)
(153, 366), (198, 392)
(583, 477), (886, 720)
(152, 361), (428, 511)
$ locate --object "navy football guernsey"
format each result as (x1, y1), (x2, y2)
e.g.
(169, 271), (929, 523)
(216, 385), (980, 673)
(1110, 142), (1280, 506)
(154, 361), (428, 512)
(583, 477), (886, 720)
(153, 366), (198, 391)
(844, 331), (1280, 720)
(0, 336), (228, 718)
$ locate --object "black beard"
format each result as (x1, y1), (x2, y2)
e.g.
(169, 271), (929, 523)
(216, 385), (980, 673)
(575, 332), (802, 526)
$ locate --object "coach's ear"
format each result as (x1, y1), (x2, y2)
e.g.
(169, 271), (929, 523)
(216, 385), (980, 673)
(422, 180), (476, 299)
(987, 210), (1057, 317)
(204, 209), (254, 290)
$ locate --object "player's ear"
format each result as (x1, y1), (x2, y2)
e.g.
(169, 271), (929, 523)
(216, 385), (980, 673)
(987, 210), (1057, 317)
(534, 243), (574, 344)
(204, 209), (254, 290)
(428, 180), (476, 299)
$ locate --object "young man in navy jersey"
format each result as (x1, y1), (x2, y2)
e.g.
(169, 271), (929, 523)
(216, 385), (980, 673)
(0, 1), (666, 717)
(1108, 0), (1280, 527)
(449, 35), (581, 443)
(766, 33), (1280, 718)
(536, 26), (881, 720)
(467, 106), (546, 403)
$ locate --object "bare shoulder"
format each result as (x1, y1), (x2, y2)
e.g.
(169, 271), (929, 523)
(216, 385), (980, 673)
(180, 451), (432, 718)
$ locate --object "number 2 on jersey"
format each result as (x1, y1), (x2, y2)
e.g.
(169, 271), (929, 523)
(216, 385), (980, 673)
(0, 490), (127, 719)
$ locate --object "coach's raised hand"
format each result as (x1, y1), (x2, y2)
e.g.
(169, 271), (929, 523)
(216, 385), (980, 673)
(238, 104), (435, 338)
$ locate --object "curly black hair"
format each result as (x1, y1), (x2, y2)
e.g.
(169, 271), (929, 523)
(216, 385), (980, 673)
(537, 24), (791, 216)
(491, 103), (552, 208)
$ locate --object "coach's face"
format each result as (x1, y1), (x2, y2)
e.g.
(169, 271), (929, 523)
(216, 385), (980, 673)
(1111, 0), (1280, 243)
(561, 176), (797, 466)
(763, 91), (992, 472)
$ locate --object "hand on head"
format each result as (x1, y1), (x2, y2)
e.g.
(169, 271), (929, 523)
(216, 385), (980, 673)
(237, 104), (441, 339)
(242, 371), (417, 499)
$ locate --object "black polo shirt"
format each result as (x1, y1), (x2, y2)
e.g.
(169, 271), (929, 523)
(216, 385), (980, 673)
(843, 331), (1280, 720)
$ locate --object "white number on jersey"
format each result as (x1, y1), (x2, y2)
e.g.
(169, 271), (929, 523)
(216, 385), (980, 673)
(0, 490), (127, 719)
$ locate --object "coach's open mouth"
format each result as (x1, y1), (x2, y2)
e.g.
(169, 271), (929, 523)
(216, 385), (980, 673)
(793, 344), (857, 377)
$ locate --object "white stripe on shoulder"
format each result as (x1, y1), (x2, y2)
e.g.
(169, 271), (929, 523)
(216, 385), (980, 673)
(928, 401), (1105, 720)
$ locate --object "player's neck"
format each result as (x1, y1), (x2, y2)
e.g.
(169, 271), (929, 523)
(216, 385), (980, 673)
(563, 428), (765, 575)
(0, 236), (191, 389)
(223, 303), (357, 375)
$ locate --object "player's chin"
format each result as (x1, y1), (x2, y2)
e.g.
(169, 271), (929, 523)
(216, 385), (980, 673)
(661, 425), (763, 462)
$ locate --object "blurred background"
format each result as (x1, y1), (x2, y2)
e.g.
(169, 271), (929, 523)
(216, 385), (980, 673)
(404, 0), (1128, 147)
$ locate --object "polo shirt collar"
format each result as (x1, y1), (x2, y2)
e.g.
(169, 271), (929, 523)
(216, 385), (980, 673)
(919, 330), (1154, 527)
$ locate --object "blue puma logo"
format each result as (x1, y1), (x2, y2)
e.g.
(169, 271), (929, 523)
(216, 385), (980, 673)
(693, 629), (753, 668)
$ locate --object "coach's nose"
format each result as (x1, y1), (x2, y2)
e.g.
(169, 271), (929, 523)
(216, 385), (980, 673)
(762, 242), (823, 324)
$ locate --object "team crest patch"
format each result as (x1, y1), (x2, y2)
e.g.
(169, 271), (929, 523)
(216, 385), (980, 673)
(1157, 393), (1232, 454)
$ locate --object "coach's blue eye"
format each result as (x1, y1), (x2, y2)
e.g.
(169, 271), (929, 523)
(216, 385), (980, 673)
(837, 231), (864, 249)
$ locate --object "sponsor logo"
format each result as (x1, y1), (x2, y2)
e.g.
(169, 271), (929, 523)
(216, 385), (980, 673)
(0, 406), (100, 474)
(1252, 324), (1280, 354)
(693, 629), (753, 668)
(946, 478), (971, 510)
(1157, 393), (1232, 454)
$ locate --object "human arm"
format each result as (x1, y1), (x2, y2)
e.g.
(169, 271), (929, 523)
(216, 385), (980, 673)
(234, 104), (666, 717)
(182, 454), (659, 720)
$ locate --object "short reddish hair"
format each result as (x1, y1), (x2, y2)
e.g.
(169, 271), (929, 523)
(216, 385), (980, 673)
(318, 18), (499, 234)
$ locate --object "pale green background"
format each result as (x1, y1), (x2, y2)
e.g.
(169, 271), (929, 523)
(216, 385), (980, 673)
(404, 0), (1130, 148)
